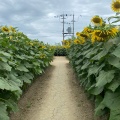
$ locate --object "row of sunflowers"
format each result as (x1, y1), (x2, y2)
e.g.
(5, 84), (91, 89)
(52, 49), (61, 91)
(64, 0), (120, 120)
(63, 0), (120, 47)
(0, 26), (55, 120)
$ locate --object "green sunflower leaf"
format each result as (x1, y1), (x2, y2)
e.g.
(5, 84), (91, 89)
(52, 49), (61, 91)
(96, 70), (115, 88)
(18, 75), (31, 84)
(75, 59), (83, 65)
(0, 102), (9, 120)
(91, 50), (108, 60)
(0, 51), (11, 57)
(0, 77), (22, 93)
(0, 56), (8, 62)
(0, 61), (12, 71)
(81, 61), (90, 70)
(88, 84), (104, 95)
(107, 79), (120, 92)
(108, 55), (120, 69)
(5, 99), (18, 112)
(88, 64), (104, 76)
(85, 48), (98, 58)
(33, 62), (40, 66)
(100, 90), (120, 120)
(95, 95), (104, 116)
(16, 64), (29, 72)
(16, 55), (25, 60)
(112, 45), (120, 58)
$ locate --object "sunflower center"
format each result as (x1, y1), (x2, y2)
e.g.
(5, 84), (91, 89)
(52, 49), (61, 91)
(93, 18), (101, 23)
(80, 33), (88, 38)
(87, 29), (92, 33)
(114, 2), (120, 8)
(3, 28), (9, 32)
(95, 31), (108, 38)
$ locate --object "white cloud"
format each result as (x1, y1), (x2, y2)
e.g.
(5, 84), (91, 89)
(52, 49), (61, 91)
(47, 13), (56, 17)
(0, 0), (116, 44)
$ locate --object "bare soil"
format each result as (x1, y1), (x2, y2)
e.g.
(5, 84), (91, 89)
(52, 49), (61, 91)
(10, 56), (104, 120)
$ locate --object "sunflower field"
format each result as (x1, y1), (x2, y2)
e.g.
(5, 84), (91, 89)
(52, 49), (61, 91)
(54, 44), (67, 56)
(64, 0), (120, 120)
(0, 26), (55, 120)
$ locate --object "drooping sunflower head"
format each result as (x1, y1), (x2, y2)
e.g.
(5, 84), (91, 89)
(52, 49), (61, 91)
(92, 30), (108, 42)
(9, 26), (16, 32)
(41, 45), (46, 49)
(83, 27), (93, 34)
(62, 40), (69, 46)
(91, 16), (103, 26)
(80, 37), (86, 44)
(111, 0), (120, 12)
(62, 39), (72, 47)
(29, 42), (34, 46)
(76, 31), (89, 38)
(109, 27), (119, 34)
(74, 37), (86, 45)
(79, 32), (89, 39)
(40, 54), (46, 59)
(76, 32), (80, 36)
(91, 27), (119, 43)
(74, 39), (81, 44)
(1, 26), (10, 33)
(63, 44), (70, 49)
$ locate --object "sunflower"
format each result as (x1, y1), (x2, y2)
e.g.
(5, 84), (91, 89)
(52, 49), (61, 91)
(41, 45), (46, 49)
(9, 26), (16, 32)
(111, 0), (120, 12)
(83, 27), (93, 34)
(109, 27), (119, 34)
(9, 36), (13, 40)
(91, 16), (103, 26)
(62, 40), (66, 45)
(29, 42), (34, 46)
(79, 37), (86, 44)
(63, 45), (70, 49)
(40, 54), (46, 59)
(1, 26), (10, 32)
(76, 32), (80, 36)
(91, 27), (119, 43)
(62, 40), (70, 46)
(79, 32), (89, 39)
(74, 39), (81, 44)
(74, 38), (85, 45)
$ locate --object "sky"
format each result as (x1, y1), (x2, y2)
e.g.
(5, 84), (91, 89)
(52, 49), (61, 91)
(0, 0), (116, 45)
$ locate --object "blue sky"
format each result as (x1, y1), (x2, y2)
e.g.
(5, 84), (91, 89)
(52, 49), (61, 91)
(0, 0), (115, 45)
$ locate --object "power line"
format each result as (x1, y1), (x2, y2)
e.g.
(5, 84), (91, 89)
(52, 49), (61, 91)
(54, 13), (76, 41)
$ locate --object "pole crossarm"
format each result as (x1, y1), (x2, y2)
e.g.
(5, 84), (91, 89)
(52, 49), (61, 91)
(54, 13), (76, 44)
(63, 33), (74, 34)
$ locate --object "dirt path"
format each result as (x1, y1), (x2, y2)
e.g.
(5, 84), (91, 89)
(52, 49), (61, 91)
(10, 56), (97, 120)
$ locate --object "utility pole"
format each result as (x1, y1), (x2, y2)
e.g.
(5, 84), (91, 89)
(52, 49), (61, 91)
(54, 13), (76, 42)
(62, 14), (65, 40)
(73, 14), (74, 37)
(54, 14), (66, 41)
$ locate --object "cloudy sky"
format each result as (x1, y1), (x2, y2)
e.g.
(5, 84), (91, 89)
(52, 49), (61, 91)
(0, 0), (115, 45)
